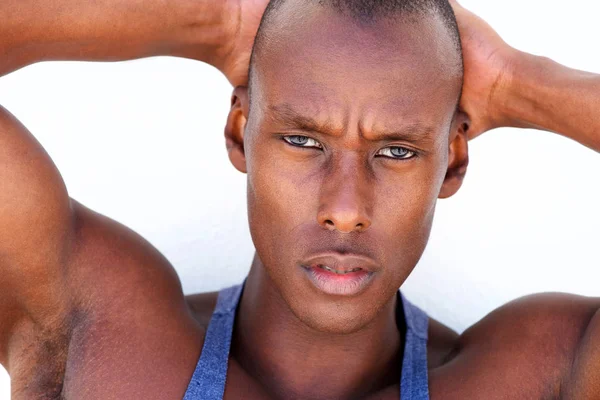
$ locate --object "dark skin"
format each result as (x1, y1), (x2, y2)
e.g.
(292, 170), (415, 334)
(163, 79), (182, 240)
(224, 6), (466, 398)
(0, 0), (599, 399)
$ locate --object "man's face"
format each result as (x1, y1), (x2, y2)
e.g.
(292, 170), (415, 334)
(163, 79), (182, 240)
(234, 6), (464, 333)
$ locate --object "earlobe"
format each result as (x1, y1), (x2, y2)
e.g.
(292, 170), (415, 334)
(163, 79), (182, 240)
(224, 86), (250, 174)
(439, 111), (470, 199)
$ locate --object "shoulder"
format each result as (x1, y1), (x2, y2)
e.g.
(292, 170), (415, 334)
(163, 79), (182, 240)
(435, 292), (600, 399)
(463, 292), (598, 343)
(44, 203), (208, 398)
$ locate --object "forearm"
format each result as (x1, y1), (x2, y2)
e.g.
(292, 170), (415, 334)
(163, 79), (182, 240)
(0, 0), (235, 77)
(500, 52), (600, 152)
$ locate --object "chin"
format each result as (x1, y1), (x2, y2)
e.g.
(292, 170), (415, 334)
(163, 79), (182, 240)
(285, 288), (388, 335)
(262, 259), (404, 335)
(301, 310), (373, 335)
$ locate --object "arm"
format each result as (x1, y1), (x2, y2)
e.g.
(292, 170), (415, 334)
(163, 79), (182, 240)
(498, 54), (600, 152)
(0, 0), (268, 86)
(0, 0), (268, 374)
(450, 2), (600, 397)
(451, 0), (600, 152)
(0, 107), (206, 398)
(0, 105), (73, 367)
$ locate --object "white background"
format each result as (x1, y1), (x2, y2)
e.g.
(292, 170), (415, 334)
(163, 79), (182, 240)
(1, 0), (599, 397)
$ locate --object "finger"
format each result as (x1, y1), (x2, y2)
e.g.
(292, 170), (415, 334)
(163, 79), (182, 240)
(448, 0), (465, 13)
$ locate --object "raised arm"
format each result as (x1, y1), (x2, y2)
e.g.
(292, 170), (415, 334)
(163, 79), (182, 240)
(0, 0), (268, 389)
(450, 2), (600, 397)
(0, 0), (268, 86)
(498, 55), (600, 152)
(450, 0), (600, 152)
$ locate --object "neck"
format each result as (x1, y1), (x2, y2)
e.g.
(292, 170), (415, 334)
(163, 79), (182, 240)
(231, 254), (404, 400)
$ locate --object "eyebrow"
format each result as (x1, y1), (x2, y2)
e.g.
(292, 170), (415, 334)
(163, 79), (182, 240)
(267, 103), (436, 144)
(268, 103), (338, 136)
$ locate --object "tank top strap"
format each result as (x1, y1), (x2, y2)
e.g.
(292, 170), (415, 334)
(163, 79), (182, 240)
(399, 291), (430, 400)
(183, 283), (244, 400)
(183, 283), (430, 400)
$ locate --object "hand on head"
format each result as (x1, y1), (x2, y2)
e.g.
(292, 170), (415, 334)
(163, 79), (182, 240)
(219, 0), (270, 87)
(449, 0), (517, 139)
(220, 0), (518, 140)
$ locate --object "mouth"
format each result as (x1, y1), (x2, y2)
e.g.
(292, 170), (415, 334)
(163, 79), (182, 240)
(300, 253), (378, 296)
(313, 264), (364, 274)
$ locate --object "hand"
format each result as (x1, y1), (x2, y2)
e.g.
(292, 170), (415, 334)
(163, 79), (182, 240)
(219, 0), (270, 88)
(450, 1), (518, 139)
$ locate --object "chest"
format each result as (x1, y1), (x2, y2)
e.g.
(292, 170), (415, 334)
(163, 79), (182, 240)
(221, 358), (402, 400)
(219, 355), (561, 400)
(12, 341), (561, 400)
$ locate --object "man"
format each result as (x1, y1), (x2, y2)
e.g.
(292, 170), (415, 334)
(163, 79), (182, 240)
(0, 0), (598, 399)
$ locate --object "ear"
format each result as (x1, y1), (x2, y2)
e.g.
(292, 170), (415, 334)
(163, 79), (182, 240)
(438, 110), (470, 199)
(224, 86), (250, 173)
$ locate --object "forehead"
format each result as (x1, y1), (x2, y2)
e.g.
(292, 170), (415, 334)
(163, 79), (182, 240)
(251, 5), (462, 131)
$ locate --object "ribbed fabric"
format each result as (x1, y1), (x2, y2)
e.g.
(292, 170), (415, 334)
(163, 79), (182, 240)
(182, 285), (242, 400)
(399, 291), (430, 400)
(183, 283), (430, 399)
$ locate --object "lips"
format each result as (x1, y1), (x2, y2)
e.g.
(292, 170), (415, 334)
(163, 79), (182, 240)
(302, 253), (379, 273)
(315, 265), (362, 274)
(300, 252), (379, 296)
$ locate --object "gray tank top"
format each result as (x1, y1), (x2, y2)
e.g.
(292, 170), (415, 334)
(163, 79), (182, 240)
(183, 283), (430, 400)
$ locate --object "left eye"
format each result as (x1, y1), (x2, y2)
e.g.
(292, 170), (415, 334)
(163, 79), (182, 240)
(282, 135), (323, 149)
(376, 146), (416, 160)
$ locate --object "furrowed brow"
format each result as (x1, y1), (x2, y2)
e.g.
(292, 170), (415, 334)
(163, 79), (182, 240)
(363, 124), (436, 144)
(267, 104), (337, 135)
(268, 103), (437, 144)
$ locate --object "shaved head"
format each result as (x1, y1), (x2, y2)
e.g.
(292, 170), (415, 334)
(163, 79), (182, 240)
(249, 0), (463, 101)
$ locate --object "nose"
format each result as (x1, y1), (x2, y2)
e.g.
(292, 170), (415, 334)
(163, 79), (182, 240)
(317, 161), (372, 233)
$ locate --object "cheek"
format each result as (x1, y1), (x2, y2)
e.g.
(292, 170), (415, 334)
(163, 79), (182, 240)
(373, 159), (445, 265)
(246, 144), (321, 254)
(246, 137), (446, 273)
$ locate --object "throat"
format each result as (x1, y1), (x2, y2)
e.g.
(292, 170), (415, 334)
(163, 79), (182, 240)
(231, 331), (402, 399)
(232, 267), (405, 399)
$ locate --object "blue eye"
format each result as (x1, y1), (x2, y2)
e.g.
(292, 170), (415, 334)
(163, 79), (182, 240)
(376, 146), (416, 160)
(283, 135), (323, 149)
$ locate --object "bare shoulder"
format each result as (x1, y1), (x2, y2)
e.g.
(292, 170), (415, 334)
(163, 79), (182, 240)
(8, 200), (208, 399)
(0, 98), (213, 394)
(429, 293), (600, 400)
(0, 102), (210, 398)
(463, 292), (599, 347)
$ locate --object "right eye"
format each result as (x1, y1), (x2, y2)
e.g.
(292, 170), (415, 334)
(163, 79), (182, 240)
(282, 135), (323, 149)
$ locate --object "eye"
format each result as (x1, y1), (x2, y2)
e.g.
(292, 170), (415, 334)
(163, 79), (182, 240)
(282, 135), (323, 149)
(376, 146), (416, 160)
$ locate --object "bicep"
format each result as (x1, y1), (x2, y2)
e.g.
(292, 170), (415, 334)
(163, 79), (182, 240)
(0, 105), (74, 365)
